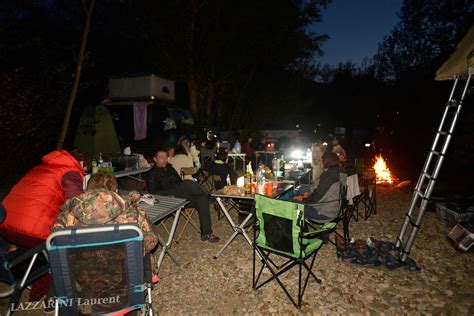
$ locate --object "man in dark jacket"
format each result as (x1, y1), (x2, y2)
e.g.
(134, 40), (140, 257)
(147, 148), (220, 243)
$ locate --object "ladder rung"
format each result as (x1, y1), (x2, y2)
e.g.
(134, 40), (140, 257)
(448, 100), (458, 107)
(430, 150), (443, 156)
(422, 173), (435, 181)
(416, 190), (425, 199)
(437, 131), (450, 136)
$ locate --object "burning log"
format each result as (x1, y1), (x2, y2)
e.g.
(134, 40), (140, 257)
(373, 154), (393, 184)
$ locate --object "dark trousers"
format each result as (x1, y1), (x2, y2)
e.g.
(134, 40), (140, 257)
(174, 180), (213, 236)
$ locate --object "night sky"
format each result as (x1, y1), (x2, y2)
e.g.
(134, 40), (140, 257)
(312, 0), (403, 66)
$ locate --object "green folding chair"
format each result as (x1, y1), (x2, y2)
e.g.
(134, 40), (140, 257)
(252, 195), (336, 308)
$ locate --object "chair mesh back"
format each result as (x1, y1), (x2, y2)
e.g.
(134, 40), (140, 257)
(255, 195), (305, 257)
(47, 226), (145, 315)
(262, 214), (293, 254)
(66, 243), (129, 314)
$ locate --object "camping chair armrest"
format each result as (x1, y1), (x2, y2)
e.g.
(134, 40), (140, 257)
(8, 242), (46, 269)
(303, 222), (336, 239)
(181, 167), (198, 176)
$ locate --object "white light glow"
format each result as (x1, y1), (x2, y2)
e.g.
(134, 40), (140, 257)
(236, 176), (244, 187)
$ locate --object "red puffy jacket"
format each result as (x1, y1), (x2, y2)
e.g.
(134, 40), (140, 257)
(0, 150), (84, 247)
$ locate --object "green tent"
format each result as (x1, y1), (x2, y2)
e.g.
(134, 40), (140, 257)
(74, 104), (121, 156)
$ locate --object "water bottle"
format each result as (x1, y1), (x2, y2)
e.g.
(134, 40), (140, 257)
(98, 153), (104, 166)
(234, 140), (241, 154)
(91, 159), (98, 175)
(272, 157), (278, 175)
(257, 177), (266, 195)
(226, 174), (231, 186)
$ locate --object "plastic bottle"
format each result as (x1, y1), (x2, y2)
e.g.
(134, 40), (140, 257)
(234, 140), (241, 154)
(98, 153), (104, 166)
(272, 156), (278, 178)
(257, 176), (266, 195)
(91, 159), (98, 175)
(226, 174), (231, 186)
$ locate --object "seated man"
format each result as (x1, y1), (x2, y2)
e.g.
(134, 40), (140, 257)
(56, 173), (160, 274)
(293, 152), (344, 222)
(204, 149), (238, 190)
(147, 148), (220, 243)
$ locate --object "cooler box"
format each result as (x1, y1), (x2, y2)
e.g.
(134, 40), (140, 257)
(436, 203), (474, 227)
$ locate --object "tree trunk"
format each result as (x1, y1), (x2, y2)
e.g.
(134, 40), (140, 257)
(56, 0), (96, 149)
(205, 82), (214, 122)
(187, 77), (199, 122)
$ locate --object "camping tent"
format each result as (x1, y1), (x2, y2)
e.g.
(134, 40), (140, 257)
(436, 25), (474, 80)
(73, 105), (121, 156)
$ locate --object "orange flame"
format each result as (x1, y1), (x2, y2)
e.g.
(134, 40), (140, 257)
(373, 154), (393, 184)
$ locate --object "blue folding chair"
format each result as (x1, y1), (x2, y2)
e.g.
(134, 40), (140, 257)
(0, 204), (50, 315)
(46, 224), (154, 315)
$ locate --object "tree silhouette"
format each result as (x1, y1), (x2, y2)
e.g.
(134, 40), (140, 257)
(374, 0), (473, 81)
(140, 0), (330, 126)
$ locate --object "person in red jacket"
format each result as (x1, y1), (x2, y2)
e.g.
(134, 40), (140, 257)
(0, 149), (88, 248)
(0, 149), (88, 301)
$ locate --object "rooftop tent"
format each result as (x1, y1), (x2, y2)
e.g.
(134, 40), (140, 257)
(73, 104), (121, 156)
(435, 25), (474, 81)
(108, 75), (175, 102)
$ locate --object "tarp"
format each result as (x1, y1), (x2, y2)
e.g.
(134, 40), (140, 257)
(436, 25), (474, 81)
(74, 105), (121, 156)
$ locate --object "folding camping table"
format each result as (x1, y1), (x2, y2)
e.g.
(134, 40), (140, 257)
(120, 191), (188, 273)
(114, 166), (152, 178)
(227, 153), (246, 171)
(211, 184), (293, 259)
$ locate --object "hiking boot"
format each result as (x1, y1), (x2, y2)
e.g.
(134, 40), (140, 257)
(201, 234), (220, 243)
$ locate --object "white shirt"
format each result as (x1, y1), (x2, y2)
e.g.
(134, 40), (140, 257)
(169, 154), (195, 180)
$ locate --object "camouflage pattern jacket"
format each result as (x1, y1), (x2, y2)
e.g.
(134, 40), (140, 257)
(55, 189), (160, 272)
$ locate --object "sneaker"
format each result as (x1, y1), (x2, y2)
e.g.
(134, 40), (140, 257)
(201, 234), (220, 243)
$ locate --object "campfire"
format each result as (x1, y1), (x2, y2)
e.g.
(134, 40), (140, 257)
(373, 154), (393, 184)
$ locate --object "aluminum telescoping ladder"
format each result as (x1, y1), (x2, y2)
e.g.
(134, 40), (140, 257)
(396, 73), (472, 262)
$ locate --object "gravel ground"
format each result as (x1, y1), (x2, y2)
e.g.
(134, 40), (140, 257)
(2, 186), (473, 315)
(155, 186), (474, 315)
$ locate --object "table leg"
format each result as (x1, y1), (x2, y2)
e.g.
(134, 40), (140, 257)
(213, 197), (260, 259)
(156, 207), (182, 274)
(156, 232), (180, 266)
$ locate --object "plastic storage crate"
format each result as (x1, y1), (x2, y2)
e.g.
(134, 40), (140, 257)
(436, 203), (474, 227)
